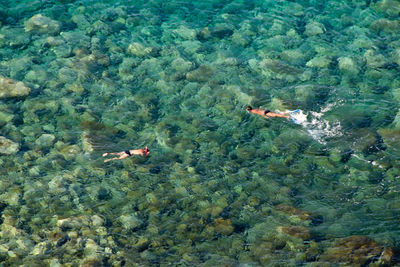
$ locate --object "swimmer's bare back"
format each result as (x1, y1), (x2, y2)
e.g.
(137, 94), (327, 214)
(102, 146), (150, 162)
(246, 106), (289, 119)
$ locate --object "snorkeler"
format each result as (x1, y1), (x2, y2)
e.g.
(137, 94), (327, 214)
(102, 146), (150, 162)
(246, 106), (290, 119)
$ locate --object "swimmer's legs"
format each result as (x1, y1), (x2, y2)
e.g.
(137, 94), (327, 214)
(104, 157), (122, 162)
(102, 152), (122, 157)
(104, 153), (129, 162)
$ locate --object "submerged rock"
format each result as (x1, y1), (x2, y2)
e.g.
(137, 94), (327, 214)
(281, 49), (306, 64)
(259, 59), (302, 76)
(186, 65), (213, 82)
(306, 56), (331, 68)
(172, 25), (197, 40)
(338, 57), (359, 76)
(58, 144), (81, 161)
(91, 215), (104, 227)
(198, 27), (212, 40)
(0, 27), (30, 48)
(48, 176), (66, 195)
(133, 236), (149, 251)
(375, 0), (400, 18)
(370, 18), (399, 33)
(171, 57), (193, 73)
(119, 214), (141, 230)
(275, 204), (312, 221)
(320, 235), (392, 266)
(35, 134), (56, 148)
(214, 218), (234, 235)
(364, 49), (386, 69)
(127, 42), (154, 57)
(0, 136), (19, 155)
(25, 14), (60, 35)
(278, 225), (311, 240)
(304, 21), (325, 36)
(0, 76), (30, 99)
(31, 242), (48, 256)
(0, 111), (13, 126)
(210, 23), (234, 39)
(84, 239), (101, 256)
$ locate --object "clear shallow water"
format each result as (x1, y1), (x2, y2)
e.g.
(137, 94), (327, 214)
(1, 0), (400, 265)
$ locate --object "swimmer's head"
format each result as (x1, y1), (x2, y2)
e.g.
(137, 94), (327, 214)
(246, 106), (252, 111)
(144, 146), (150, 157)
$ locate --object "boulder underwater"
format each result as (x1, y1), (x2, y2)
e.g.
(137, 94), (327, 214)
(0, 136), (19, 155)
(0, 76), (31, 99)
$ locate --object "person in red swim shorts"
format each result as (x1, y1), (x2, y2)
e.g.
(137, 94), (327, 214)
(246, 106), (290, 119)
(102, 146), (150, 162)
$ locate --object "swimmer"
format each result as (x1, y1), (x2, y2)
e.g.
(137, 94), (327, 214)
(102, 146), (150, 162)
(246, 106), (290, 119)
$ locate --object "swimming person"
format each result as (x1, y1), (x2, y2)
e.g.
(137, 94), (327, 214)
(246, 106), (290, 119)
(102, 146), (150, 162)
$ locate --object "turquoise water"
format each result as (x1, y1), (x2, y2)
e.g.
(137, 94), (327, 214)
(1, 0), (400, 265)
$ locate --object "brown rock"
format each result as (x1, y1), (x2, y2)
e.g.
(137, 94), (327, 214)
(320, 235), (384, 266)
(275, 204), (312, 220)
(214, 218), (234, 235)
(279, 226), (311, 240)
(379, 247), (394, 265)
(81, 258), (103, 267)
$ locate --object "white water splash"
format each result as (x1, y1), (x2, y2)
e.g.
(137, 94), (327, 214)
(286, 103), (343, 144)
